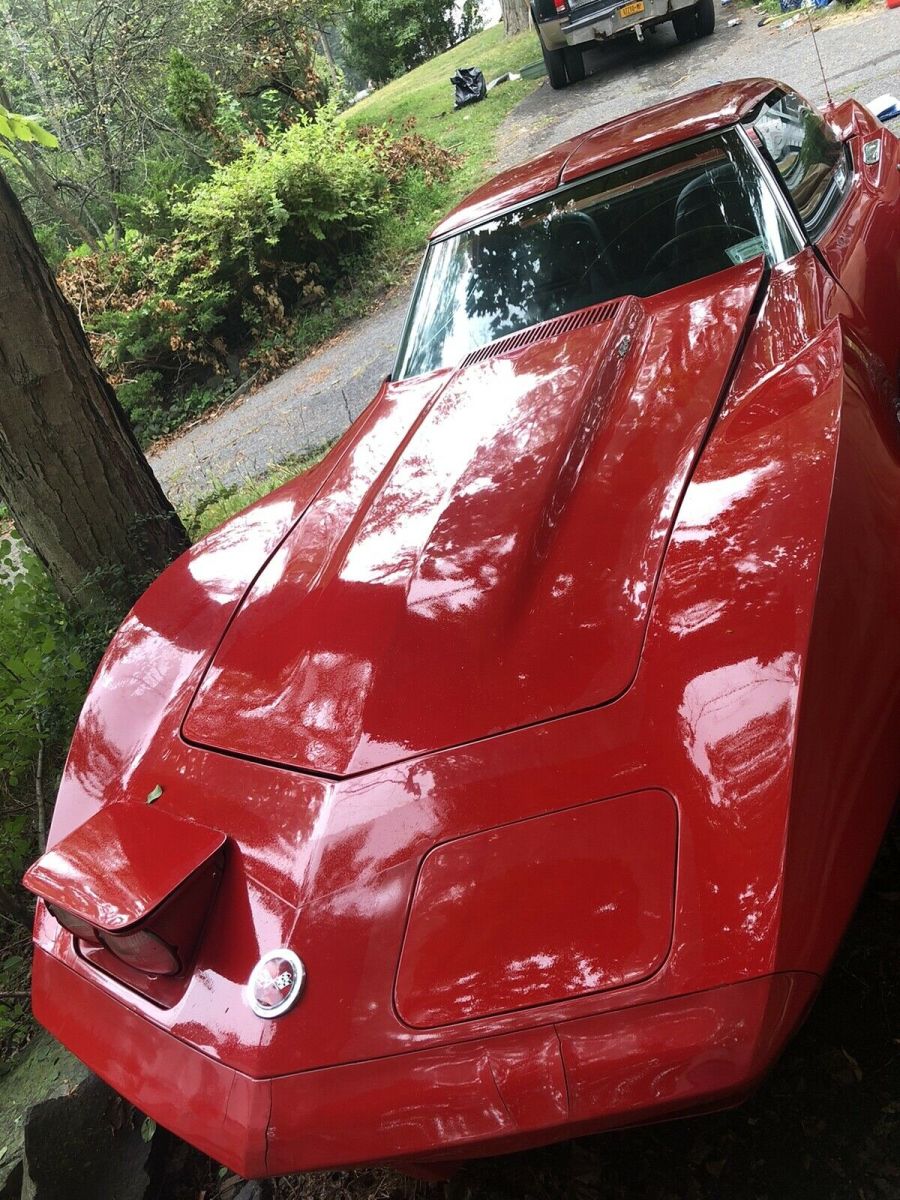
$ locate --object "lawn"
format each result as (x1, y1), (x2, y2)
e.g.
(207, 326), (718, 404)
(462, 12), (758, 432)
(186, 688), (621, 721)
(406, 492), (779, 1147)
(344, 23), (545, 245)
(181, 445), (332, 540)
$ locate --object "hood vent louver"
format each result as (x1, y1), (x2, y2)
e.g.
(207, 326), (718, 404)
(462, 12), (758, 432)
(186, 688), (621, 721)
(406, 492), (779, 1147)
(460, 299), (622, 369)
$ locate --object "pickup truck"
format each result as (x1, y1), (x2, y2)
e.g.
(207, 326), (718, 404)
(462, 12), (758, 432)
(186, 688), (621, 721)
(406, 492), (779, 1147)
(531, 0), (715, 88)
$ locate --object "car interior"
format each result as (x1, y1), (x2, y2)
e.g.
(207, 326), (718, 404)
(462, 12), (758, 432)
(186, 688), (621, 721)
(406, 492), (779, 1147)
(533, 158), (764, 314)
(397, 135), (781, 377)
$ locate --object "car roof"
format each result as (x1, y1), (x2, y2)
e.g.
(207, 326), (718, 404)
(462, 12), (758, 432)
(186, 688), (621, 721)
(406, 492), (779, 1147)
(431, 77), (780, 239)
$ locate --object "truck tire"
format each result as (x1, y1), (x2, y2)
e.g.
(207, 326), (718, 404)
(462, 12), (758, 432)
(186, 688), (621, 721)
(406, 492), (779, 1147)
(673, 0), (715, 41)
(563, 46), (586, 82)
(672, 5), (698, 40)
(542, 42), (569, 88)
(696, 0), (715, 34)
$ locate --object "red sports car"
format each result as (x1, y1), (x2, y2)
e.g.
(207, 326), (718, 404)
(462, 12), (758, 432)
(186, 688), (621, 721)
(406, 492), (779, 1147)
(24, 79), (900, 1179)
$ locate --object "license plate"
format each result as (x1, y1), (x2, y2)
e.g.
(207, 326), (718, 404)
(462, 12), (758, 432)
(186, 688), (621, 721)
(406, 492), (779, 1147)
(618, 1), (645, 16)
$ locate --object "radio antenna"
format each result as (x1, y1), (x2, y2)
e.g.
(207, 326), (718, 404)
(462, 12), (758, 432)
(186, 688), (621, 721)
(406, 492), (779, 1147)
(803, 4), (833, 106)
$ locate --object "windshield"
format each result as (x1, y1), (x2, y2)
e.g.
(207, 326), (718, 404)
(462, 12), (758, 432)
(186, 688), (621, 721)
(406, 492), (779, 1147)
(395, 129), (797, 380)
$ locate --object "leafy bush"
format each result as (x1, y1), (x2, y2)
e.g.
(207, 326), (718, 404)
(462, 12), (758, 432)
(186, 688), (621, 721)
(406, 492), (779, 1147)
(0, 541), (89, 796)
(0, 531), (131, 1050)
(0, 561), (141, 1046)
(55, 108), (457, 443)
(167, 49), (218, 135)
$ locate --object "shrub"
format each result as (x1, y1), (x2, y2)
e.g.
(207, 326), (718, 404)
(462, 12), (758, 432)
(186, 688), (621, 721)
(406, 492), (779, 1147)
(55, 108), (457, 441)
(0, 533), (98, 995)
(354, 118), (460, 186)
(0, 539), (90, 798)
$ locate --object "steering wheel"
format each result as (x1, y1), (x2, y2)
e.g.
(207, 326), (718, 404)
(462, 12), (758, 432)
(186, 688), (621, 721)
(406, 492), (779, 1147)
(644, 224), (756, 284)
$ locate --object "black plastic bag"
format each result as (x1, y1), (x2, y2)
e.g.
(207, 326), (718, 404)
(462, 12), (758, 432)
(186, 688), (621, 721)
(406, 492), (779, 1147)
(451, 67), (487, 110)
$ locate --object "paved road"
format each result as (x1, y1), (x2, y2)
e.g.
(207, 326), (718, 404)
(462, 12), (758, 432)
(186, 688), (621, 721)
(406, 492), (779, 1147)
(497, 5), (900, 171)
(150, 5), (900, 505)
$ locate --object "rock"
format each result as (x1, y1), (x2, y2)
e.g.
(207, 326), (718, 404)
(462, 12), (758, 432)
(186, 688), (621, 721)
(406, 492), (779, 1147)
(0, 1033), (90, 1198)
(233, 1183), (274, 1200)
(20, 1070), (151, 1200)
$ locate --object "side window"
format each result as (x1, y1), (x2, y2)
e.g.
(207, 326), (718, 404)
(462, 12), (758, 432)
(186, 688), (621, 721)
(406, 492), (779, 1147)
(751, 92), (850, 236)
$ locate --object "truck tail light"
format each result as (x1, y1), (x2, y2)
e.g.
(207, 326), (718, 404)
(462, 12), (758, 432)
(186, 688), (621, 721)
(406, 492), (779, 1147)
(554, 0), (567, 12)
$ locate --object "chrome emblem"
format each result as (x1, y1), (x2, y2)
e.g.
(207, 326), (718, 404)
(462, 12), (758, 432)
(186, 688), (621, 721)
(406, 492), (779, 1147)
(247, 948), (305, 1018)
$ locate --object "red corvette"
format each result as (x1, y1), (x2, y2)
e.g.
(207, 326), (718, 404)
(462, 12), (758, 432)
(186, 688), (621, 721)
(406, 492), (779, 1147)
(24, 79), (900, 1179)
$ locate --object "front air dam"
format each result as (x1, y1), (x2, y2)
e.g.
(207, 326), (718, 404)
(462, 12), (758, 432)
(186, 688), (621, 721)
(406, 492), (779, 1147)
(32, 945), (818, 1178)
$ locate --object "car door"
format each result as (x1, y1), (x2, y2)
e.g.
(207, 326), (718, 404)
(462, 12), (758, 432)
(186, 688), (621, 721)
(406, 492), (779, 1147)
(749, 89), (900, 394)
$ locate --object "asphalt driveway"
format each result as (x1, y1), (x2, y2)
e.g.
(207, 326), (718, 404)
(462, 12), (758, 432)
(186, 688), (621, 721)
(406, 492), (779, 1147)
(149, 5), (900, 505)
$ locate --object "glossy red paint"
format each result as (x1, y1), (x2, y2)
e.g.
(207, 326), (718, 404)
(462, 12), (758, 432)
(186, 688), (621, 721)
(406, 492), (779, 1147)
(433, 79), (779, 237)
(183, 269), (763, 775)
(25, 81), (900, 1178)
(33, 946), (817, 1177)
(395, 790), (678, 1027)
(23, 803), (224, 930)
(816, 115), (900, 380)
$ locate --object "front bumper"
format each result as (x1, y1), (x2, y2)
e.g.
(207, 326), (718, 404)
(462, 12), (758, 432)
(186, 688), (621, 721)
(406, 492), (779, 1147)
(33, 947), (818, 1178)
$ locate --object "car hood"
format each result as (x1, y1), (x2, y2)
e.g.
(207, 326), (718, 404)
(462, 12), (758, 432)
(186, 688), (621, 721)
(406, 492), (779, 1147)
(183, 262), (764, 776)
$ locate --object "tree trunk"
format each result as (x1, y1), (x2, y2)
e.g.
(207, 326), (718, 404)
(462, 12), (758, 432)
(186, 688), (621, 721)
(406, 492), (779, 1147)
(316, 24), (339, 80)
(501, 0), (532, 36)
(0, 169), (188, 613)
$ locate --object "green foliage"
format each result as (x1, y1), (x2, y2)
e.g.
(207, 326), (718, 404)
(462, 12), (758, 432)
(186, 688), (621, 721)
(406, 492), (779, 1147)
(166, 50), (218, 134)
(113, 102), (388, 378)
(459, 0), (485, 39)
(0, 927), (31, 1055)
(1, 0), (343, 249)
(176, 102), (387, 260)
(121, 380), (229, 445)
(0, 541), (89, 795)
(0, 104), (58, 161)
(0, 533), (102, 1011)
(165, 50), (250, 163)
(55, 107), (457, 442)
(342, 0), (460, 83)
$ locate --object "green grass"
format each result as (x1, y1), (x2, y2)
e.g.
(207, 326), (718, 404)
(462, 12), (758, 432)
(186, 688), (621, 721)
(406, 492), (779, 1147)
(344, 24), (545, 233)
(181, 444), (333, 540)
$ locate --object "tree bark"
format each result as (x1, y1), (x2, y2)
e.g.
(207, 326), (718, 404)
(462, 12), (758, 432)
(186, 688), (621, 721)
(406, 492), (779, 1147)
(0, 169), (188, 612)
(501, 0), (532, 36)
